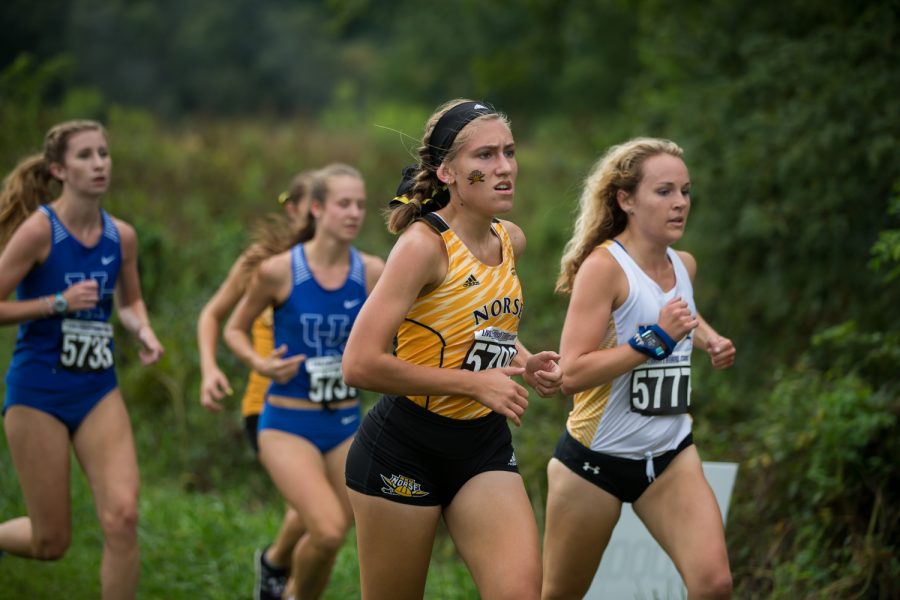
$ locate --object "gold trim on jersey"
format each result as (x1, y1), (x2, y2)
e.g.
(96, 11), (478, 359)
(396, 215), (523, 419)
(241, 306), (274, 417)
(567, 316), (617, 446)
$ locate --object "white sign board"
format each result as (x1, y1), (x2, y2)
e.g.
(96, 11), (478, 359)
(583, 461), (738, 600)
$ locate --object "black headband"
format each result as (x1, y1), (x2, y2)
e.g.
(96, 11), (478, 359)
(427, 101), (497, 167)
(389, 101), (497, 214)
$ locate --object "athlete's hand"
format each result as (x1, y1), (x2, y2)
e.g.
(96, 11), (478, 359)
(137, 324), (164, 365)
(200, 366), (233, 412)
(523, 350), (562, 397)
(63, 279), (100, 312)
(657, 297), (699, 343)
(473, 366), (529, 427)
(705, 335), (736, 369)
(257, 344), (305, 384)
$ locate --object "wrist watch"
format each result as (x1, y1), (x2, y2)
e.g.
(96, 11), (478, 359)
(51, 292), (68, 315)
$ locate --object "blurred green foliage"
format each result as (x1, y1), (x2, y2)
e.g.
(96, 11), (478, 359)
(1, 0), (898, 597)
(0, 0), (642, 119)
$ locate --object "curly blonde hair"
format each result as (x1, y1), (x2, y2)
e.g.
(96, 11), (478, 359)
(556, 137), (683, 294)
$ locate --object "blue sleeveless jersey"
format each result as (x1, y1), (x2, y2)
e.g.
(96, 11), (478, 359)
(267, 245), (367, 403)
(5, 206), (121, 393)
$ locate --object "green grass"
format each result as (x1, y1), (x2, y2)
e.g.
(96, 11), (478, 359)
(0, 430), (481, 599)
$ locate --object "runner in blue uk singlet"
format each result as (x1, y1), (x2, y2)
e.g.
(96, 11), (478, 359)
(196, 171), (315, 599)
(5, 205), (122, 429)
(0, 120), (163, 597)
(265, 244), (366, 406)
(223, 163), (384, 599)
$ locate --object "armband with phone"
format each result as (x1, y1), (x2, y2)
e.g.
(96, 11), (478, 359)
(628, 324), (676, 360)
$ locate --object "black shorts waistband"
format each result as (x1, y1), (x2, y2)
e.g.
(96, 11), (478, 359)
(384, 395), (504, 430)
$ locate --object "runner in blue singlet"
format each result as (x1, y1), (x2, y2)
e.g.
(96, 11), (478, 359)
(224, 163), (384, 600)
(0, 120), (164, 599)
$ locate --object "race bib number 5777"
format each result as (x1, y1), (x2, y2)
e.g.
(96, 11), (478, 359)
(630, 365), (691, 416)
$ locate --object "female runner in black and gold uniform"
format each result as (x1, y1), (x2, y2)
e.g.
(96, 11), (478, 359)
(343, 99), (562, 600)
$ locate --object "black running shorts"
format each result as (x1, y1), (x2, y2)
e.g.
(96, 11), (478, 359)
(345, 395), (519, 507)
(553, 430), (693, 503)
(243, 414), (260, 454)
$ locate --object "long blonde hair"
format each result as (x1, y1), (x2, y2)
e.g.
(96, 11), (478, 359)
(556, 137), (683, 294)
(0, 120), (107, 250)
(385, 98), (509, 234)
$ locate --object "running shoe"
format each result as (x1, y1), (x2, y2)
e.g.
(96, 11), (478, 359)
(254, 545), (288, 600)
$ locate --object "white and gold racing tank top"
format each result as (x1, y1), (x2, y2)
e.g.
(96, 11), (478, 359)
(566, 240), (694, 458)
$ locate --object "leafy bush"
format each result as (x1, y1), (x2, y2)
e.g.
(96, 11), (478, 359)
(727, 322), (900, 598)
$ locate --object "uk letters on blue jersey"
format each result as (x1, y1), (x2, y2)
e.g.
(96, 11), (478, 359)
(267, 245), (367, 403)
(5, 206), (120, 393)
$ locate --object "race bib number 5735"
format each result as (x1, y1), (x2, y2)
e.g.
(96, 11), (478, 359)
(461, 327), (518, 372)
(59, 319), (114, 372)
(306, 355), (356, 403)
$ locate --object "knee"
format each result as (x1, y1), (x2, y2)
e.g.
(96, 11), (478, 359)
(308, 518), (349, 554)
(688, 568), (733, 600)
(541, 570), (591, 600)
(284, 508), (304, 531)
(491, 565), (541, 600)
(98, 497), (139, 546)
(313, 527), (347, 555)
(541, 586), (577, 600)
(32, 531), (70, 561)
(708, 571), (734, 599)
(497, 579), (541, 600)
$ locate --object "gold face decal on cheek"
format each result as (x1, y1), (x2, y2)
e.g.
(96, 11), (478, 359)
(467, 170), (485, 185)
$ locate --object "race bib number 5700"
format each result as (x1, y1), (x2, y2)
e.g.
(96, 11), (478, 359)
(59, 319), (114, 372)
(630, 365), (691, 416)
(461, 327), (518, 372)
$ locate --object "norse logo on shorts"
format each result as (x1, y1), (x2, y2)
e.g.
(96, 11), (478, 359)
(380, 473), (429, 498)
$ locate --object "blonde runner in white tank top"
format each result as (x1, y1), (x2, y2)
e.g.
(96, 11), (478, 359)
(565, 240), (695, 459)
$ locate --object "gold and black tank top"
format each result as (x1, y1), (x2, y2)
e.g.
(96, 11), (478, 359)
(396, 213), (524, 419)
(241, 306), (274, 417)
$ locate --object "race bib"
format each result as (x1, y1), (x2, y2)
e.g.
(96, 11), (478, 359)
(306, 355), (356, 403)
(629, 365), (691, 416)
(461, 327), (518, 372)
(59, 319), (114, 373)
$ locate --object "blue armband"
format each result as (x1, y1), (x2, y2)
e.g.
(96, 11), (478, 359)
(628, 324), (677, 360)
